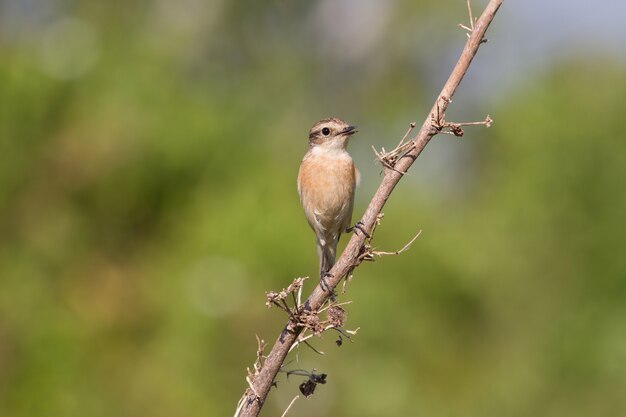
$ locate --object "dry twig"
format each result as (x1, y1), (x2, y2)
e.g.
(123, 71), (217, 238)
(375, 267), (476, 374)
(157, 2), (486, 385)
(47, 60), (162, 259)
(280, 395), (300, 417)
(361, 230), (422, 261)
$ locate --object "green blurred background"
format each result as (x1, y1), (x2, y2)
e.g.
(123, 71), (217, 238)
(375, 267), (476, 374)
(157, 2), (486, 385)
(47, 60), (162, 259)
(2, 0), (626, 416)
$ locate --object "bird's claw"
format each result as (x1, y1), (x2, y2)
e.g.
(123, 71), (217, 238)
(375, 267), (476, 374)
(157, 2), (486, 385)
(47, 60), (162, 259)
(320, 271), (336, 301)
(347, 221), (370, 238)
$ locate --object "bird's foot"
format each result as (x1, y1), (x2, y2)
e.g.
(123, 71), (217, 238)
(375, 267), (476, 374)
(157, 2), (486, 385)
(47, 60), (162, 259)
(320, 271), (337, 301)
(346, 220), (370, 238)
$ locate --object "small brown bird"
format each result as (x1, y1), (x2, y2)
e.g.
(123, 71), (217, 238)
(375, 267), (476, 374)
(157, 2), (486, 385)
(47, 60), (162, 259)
(297, 117), (360, 290)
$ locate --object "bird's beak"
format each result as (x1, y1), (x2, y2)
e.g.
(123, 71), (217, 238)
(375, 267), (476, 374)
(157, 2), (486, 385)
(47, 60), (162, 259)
(341, 125), (358, 136)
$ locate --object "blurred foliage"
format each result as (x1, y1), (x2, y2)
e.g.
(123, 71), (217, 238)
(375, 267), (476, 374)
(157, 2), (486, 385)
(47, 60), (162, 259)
(1, 1), (626, 417)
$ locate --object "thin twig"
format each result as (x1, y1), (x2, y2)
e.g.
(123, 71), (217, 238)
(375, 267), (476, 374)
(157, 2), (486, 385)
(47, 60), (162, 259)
(459, 0), (476, 37)
(396, 122), (417, 148)
(448, 115), (493, 127)
(281, 395), (300, 417)
(371, 230), (422, 257)
(254, 335), (266, 373)
(303, 340), (325, 355)
(289, 333), (315, 353)
(318, 300), (353, 314)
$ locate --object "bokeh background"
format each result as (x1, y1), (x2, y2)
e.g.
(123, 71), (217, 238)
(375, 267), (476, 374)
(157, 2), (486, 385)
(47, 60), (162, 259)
(2, 0), (626, 416)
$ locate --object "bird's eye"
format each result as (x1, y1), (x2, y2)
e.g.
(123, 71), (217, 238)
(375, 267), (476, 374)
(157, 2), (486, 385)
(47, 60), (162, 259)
(321, 127), (331, 136)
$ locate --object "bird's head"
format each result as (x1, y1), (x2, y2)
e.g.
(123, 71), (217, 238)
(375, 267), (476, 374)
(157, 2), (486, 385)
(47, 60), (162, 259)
(307, 117), (357, 151)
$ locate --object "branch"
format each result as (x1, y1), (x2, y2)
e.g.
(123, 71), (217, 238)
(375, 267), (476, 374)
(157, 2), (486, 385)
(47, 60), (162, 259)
(235, 1), (504, 415)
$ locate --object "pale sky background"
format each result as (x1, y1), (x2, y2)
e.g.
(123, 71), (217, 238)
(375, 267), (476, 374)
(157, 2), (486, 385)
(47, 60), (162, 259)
(467, 0), (626, 96)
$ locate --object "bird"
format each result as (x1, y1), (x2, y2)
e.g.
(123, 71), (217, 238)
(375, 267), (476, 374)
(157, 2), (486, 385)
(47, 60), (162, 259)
(297, 117), (360, 293)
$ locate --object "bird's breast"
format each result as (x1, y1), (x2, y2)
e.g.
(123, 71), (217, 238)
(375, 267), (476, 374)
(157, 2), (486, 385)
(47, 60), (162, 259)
(297, 150), (356, 233)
